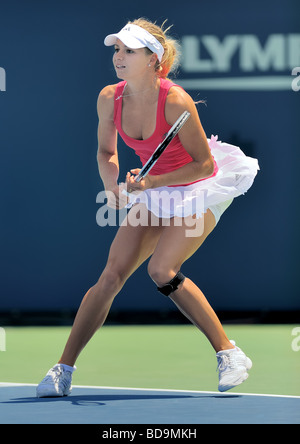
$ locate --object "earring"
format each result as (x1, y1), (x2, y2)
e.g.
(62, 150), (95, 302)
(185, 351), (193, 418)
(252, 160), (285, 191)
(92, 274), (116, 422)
(148, 63), (151, 67)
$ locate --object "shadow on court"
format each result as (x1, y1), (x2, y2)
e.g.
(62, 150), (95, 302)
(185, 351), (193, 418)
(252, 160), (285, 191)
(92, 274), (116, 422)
(5, 392), (240, 405)
(0, 384), (299, 424)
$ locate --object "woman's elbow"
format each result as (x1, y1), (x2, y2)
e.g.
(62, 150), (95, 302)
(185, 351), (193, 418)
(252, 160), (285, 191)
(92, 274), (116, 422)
(202, 158), (215, 178)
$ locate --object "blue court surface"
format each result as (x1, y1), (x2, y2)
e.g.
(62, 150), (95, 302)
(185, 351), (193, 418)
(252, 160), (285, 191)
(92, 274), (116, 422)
(0, 383), (299, 424)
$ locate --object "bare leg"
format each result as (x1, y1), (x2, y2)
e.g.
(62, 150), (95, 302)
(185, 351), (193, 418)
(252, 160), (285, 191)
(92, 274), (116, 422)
(58, 275), (122, 366)
(148, 210), (234, 353)
(58, 205), (163, 367)
(170, 278), (234, 352)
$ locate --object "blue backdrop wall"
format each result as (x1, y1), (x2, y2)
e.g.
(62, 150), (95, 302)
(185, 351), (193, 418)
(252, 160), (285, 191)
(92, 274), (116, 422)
(0, 0), (299, 313)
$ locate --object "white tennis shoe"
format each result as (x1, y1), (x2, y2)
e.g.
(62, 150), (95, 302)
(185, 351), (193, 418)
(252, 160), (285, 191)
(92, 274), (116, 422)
(36, 364), (74, 398)
(216, 340), (252, 392)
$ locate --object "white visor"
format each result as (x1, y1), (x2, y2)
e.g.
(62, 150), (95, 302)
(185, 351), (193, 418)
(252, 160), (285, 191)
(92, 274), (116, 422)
(104, 23), (164, 62)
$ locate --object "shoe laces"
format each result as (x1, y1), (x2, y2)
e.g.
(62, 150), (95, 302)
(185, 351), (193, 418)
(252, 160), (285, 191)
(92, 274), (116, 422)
(43, 367), (62, 382)
(44, 366), (70, 385)
(216, 353), (234, 372)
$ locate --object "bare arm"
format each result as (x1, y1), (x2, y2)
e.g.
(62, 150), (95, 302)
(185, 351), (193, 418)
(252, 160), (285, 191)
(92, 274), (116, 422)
(96, 85), (119, 193)
(97, 85), (129, 209)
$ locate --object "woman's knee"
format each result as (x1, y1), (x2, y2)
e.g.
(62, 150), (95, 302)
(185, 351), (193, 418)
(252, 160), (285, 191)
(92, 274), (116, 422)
(147, 259), (178, 287)
(96, 263), (127, 293)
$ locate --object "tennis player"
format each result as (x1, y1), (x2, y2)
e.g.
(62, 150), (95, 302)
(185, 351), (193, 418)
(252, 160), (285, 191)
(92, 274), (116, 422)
(36, 18), (259, 397)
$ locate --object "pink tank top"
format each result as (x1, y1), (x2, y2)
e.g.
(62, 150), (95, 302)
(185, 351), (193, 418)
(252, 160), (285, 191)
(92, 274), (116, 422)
(113, 78), (218, 187)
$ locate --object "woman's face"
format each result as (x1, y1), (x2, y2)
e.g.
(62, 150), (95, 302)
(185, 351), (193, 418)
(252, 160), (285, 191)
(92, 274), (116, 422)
(113, 39), (152, 80)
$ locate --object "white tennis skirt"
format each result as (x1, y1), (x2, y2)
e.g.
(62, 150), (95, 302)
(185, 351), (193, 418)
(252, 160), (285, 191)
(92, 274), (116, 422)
(125, 135), (260, 222)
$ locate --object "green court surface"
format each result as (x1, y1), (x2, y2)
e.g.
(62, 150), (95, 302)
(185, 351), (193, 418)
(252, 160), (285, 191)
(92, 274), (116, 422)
(1, 324), (299, 396)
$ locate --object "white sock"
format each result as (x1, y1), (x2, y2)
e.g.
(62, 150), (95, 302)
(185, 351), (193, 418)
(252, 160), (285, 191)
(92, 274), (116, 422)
(57, 363), (76, 373)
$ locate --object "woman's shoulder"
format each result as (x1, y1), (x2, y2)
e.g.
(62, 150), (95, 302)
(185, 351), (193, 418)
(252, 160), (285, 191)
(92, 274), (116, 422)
(164, 81), (195, 123)
(166, 81), (192, 104)
(97, 83), (123, 118)
(97, 83), (118, 103)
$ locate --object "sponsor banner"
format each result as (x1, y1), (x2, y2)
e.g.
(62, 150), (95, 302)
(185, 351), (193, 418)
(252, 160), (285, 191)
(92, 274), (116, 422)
(177, 34), (300, 91)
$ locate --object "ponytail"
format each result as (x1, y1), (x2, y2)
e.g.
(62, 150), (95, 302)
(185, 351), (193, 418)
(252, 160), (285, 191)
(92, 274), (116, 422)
(129, 18), (180, 79)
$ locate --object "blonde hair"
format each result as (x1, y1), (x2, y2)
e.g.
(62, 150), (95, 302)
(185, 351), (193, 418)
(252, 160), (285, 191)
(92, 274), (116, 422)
(128, 18), (180, 79)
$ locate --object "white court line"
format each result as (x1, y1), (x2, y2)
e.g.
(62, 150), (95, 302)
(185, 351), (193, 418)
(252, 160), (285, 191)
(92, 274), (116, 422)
(1, 382), (300, 399)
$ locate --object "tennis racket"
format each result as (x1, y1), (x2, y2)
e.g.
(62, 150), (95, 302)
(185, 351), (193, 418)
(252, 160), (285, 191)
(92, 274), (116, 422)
(134, 110), (191, 183)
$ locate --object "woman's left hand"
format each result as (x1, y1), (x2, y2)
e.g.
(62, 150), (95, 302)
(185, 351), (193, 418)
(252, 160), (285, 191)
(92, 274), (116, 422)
(125, 169), (153, 193)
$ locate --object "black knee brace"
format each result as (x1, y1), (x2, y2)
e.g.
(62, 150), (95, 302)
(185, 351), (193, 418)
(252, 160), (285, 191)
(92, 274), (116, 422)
(157, 271), (186, 297)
